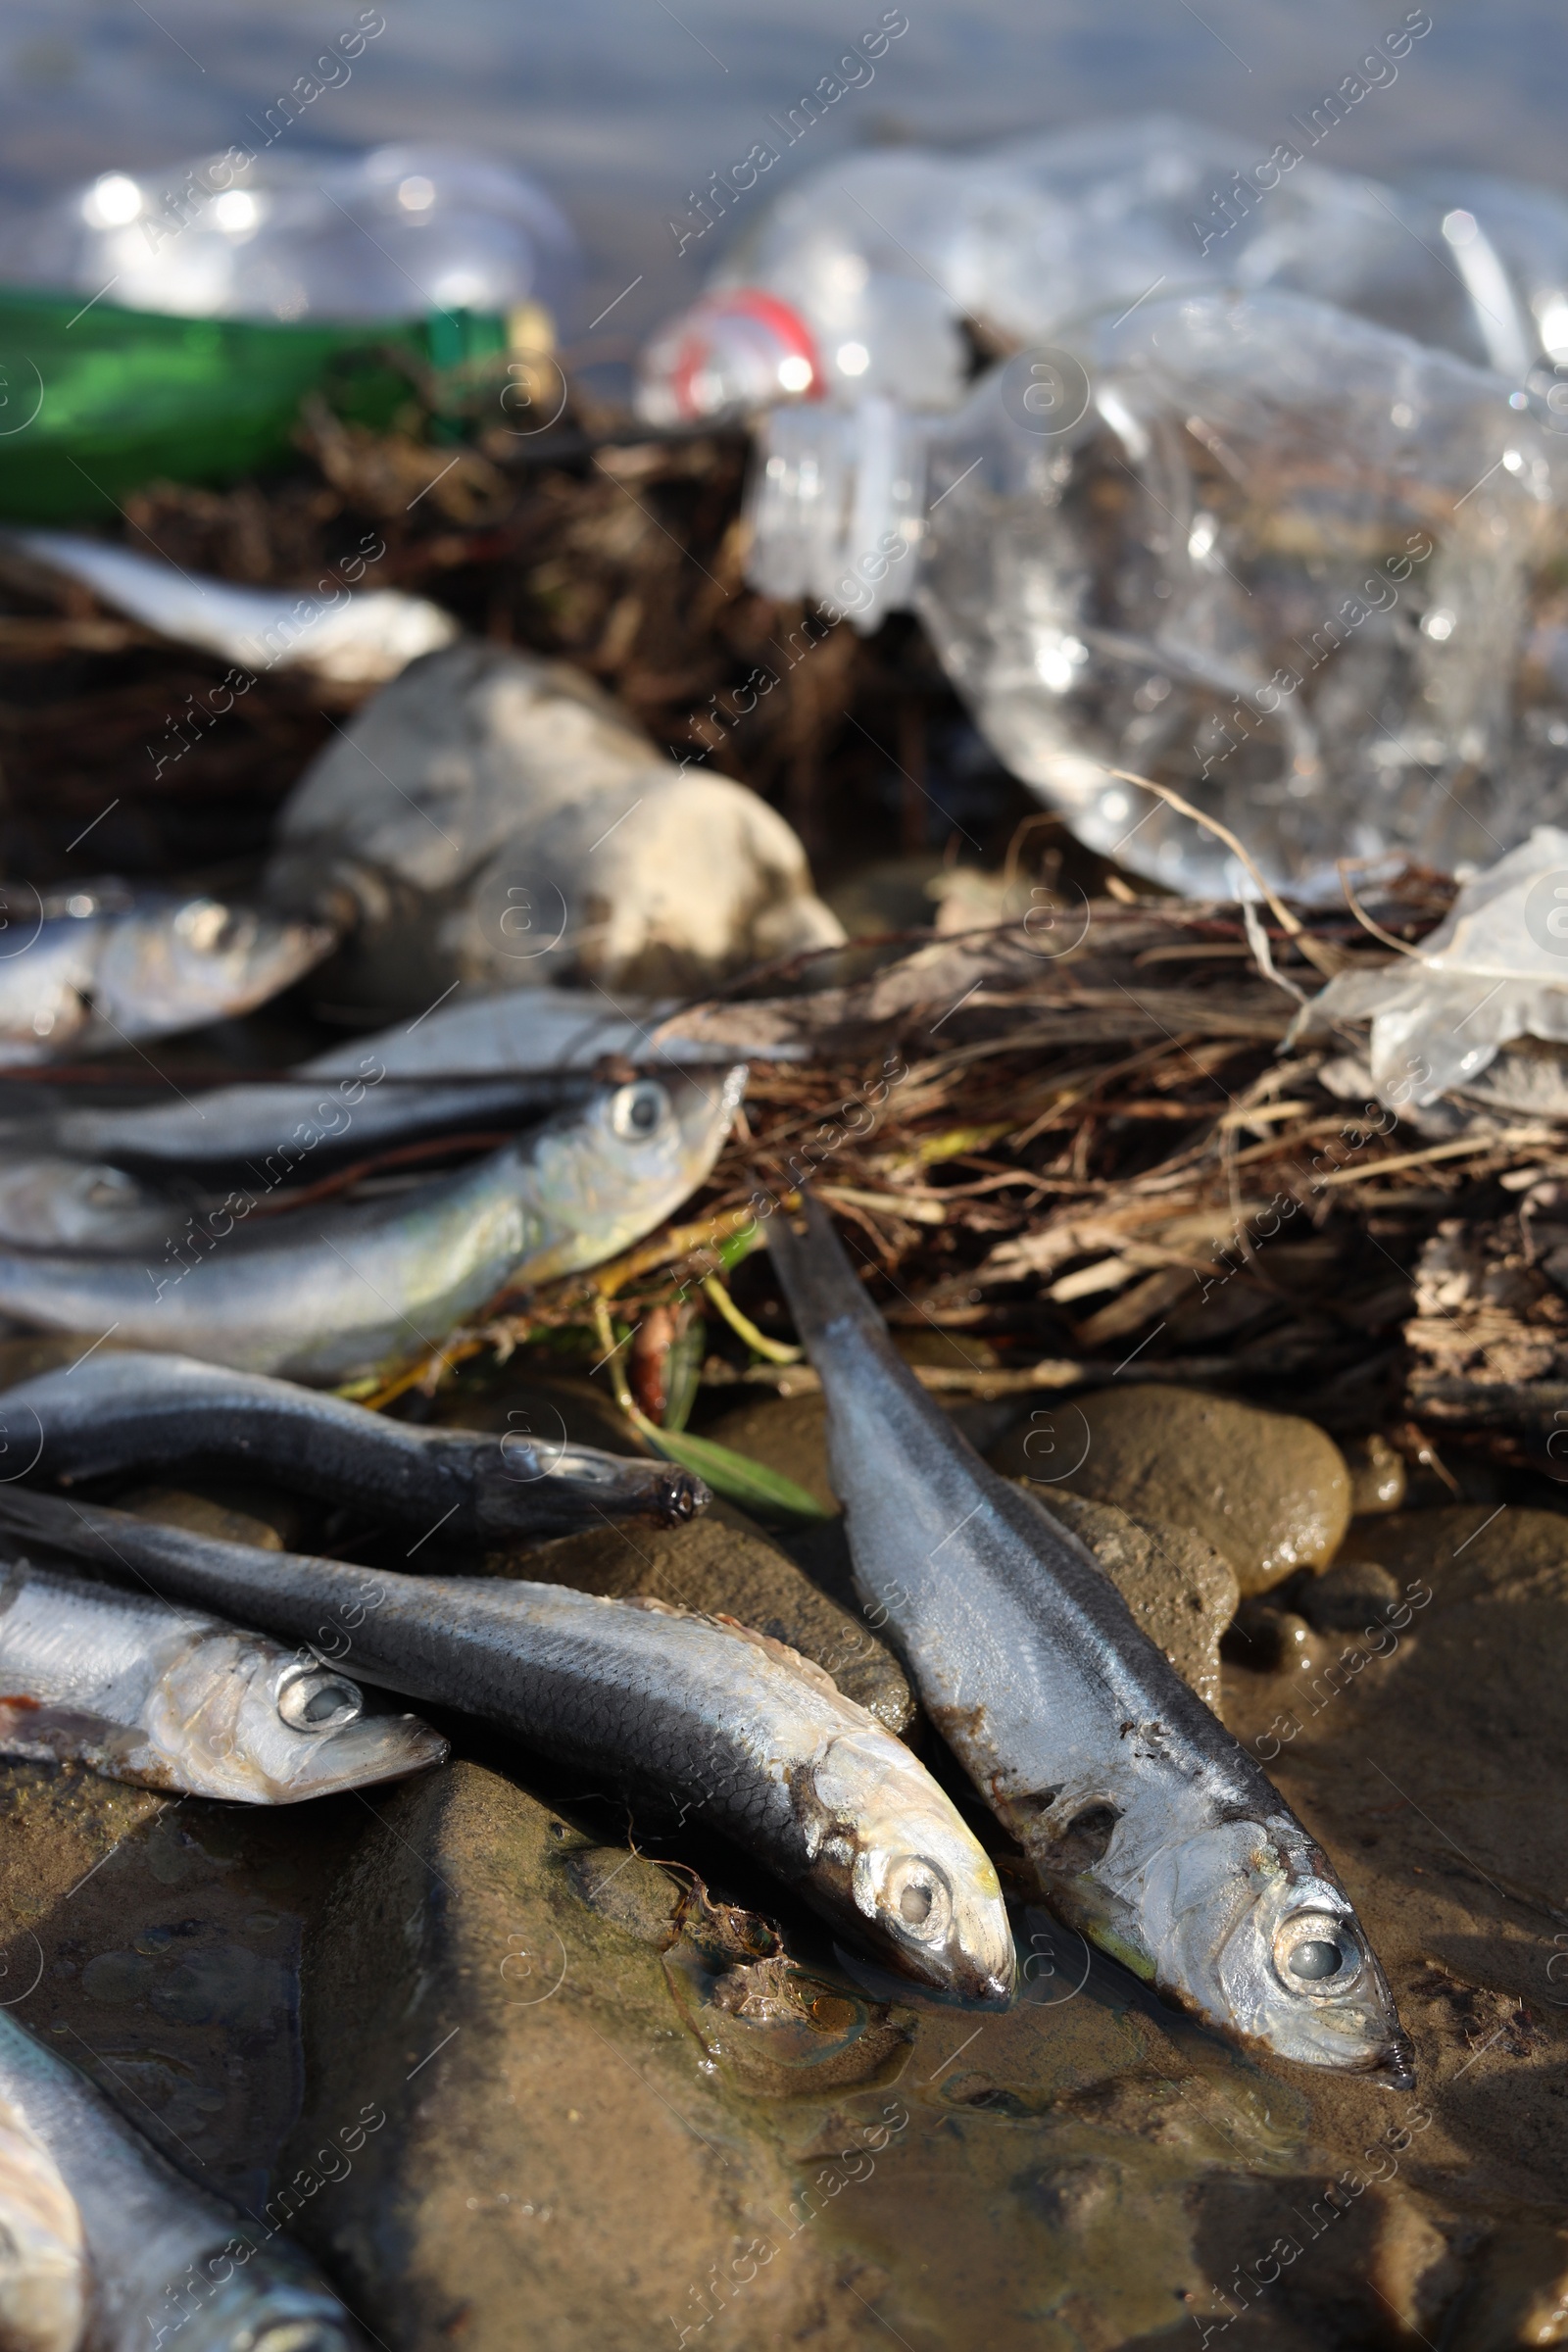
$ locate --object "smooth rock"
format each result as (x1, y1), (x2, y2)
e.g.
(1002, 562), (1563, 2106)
(1347, 1502), (1568, 1617)
(0, 1335), (119, 1391)
(265, 640), (844, 1015)
(703, 1393), (837, 1515)
(1294, 1557), (1403, 1634)
(508, 1508), (913, 1733)
(281, 1760), (860, 2352)
(0, 1765), (357, 2214)
(425, 1367), (658, 1458)
(1027, 1487), (1238, 1713)
(991, 1384), (1350, 1594)
(1343, 1433), (1407, 1515)
(117, 1484), (289, 1551)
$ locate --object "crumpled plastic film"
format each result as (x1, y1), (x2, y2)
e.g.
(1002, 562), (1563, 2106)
(1291, 826), (1568, 1104)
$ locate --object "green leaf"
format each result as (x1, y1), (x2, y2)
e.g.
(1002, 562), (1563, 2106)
(638, 1426), (834, 1520)
(661, 1315), (707, 1436)
(715, 1222), (765, 1272)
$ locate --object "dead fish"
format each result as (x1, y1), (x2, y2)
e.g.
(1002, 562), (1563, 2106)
(11, 986), (804, 1182)
(12, 526), (459, 685)
(766, 1197), (1412, 2082)
(0, 1157), (181, 1252)
(0, 1068), (746, 1385)
(32, 1072), (596, 1190)
(0, 2094), (82, 2352)
(0, 2004), (363, 2351)
(0, 1489), (1016, 2007)
(0, 880), (332, 1065)
(0, 1548), (446, 1801)
(4, 1349), (707, 1538)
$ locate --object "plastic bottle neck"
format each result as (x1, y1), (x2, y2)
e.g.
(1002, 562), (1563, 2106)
(745, 396), (927, 632)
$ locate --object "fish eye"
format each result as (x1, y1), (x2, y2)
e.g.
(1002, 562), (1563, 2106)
(610, 1080), (670, 1140)
(884, 1857), (952, 1944)
(275, 1663), (364, 1733)
(1273, 1910), (1359, 1992)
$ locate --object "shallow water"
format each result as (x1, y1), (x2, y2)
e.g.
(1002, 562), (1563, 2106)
(0, 0), (1562, 342)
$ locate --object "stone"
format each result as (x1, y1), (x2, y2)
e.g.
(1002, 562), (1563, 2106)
(1348, 1501), (1568, 1605)
(991, 1384), (1350, 1594)
(427, 1368), (657, 1459)
(0, 1335), (119, 1391)
(562, 1844), (684, 1948)
(1295, 1557), (1403, 1634)
(1027, 1487), (1239, 1712)
(505, 1506), (914, 1733)
(1343, 1433), (1407, 1515)
(703, 1377), (1003, 1520)
(117, 1485), (290, 1551)
(0, 1765), (358, 2212)
(281, 1760), (861, 2352)
(703, 1393), (837, 1516)
(265, 640), (844, 1017)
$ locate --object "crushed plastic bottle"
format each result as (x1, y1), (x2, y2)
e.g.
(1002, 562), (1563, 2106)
(745, 288), (1568, 897)
(638, 110), (1568, 424)
(0, 143), (579, 331)
(1292, 827), (1568, 1107)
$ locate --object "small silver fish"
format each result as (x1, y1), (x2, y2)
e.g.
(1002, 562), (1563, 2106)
(0, 1156), (179, 1252)
(0, 2095), (82, 2352)
(0, 1552), (447, 1801)
(6, 986), (798, 1183)
(5, 1349), (708, 1539)
(0, 2005), (362, 2352)
(0, 1489), (1016, 2007)
(0, 880), (332, 1065)
(767, 1197), (1411, 2082)
(14, 526), (459, 685)
(0, 1068), (746, 1384)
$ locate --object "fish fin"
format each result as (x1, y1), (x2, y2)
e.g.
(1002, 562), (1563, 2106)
(765, 1191), (888, 1353)
(708, 1611), (851, 1704)
(622, 1590), (858, 1709)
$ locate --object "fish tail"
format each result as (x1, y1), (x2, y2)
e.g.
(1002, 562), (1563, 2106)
(766, 1192), (888, 1353)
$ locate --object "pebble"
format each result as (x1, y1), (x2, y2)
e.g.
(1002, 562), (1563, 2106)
(116, 1484), (288, 1551)
(1343, 1434), (1407, 1516)
(991, 1385), (1350, 1594)
(702, 1394), (837, 1516)
(283, 1761), (853, 2351)
(1294, 1557), (1403, 1634)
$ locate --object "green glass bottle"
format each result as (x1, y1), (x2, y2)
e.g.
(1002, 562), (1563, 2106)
(0, 289), (510, 520)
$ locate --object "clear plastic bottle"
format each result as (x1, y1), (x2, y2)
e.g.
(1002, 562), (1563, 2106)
(0, 143), (579, 330)
(638, 114), (1568, 424)
(745, 288), (1568, 896)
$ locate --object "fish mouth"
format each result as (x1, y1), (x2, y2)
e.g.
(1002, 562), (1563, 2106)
(649, 1465), (710, 1524)
(271, 1715), (449, 1799)
(899, 1941), (1017, 2010)
(1366, 2030), (1417, 2090)
(962, 1961), (1019, 2011)
(930, 1918), (1020, 2012)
